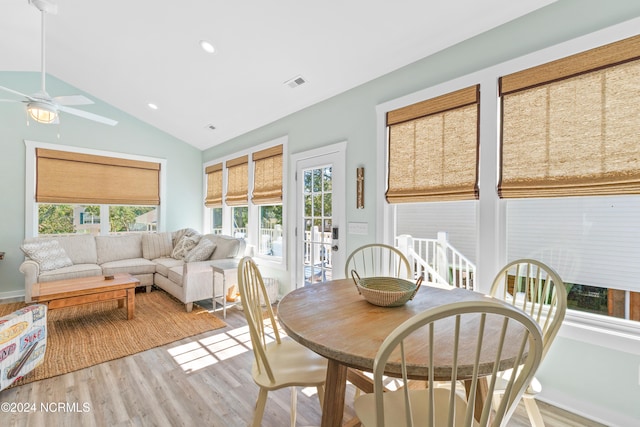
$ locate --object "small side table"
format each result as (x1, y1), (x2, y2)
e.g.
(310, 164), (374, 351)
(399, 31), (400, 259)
(211, 259), (240, 318)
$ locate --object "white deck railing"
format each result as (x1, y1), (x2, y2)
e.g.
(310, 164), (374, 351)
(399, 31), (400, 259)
(396, 232), (476, 290)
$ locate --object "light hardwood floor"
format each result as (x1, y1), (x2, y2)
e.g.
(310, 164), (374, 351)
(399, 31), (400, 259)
(1, 298), (606, 427)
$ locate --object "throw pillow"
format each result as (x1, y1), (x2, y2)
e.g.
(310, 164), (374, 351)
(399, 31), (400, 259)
(21, 240), (73, 271)
(184, 239), (216, 263)
(171, 235), (201, 260)
(142, 232), (173, 259)
(172, 228), (200, 247)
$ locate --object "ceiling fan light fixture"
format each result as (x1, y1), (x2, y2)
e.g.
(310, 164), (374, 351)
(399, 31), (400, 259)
(27, 101), (58, 124)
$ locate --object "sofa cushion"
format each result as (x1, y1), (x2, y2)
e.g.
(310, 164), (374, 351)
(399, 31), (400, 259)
(100, 258), (157, 276)
(141, 232), (173, 260)
(208, 235), (243, 260)
(167, 266), (184, 286)
(58, 235), (99, 265)
(184, 239), (216, 263)
(153, 257), (184, 277)
(95, 234), (143, 265)
(38, 264), (103, 282)
(21, 240), (73, 272)
(23, 235), (98, 265)
(171, 235), (200, 260)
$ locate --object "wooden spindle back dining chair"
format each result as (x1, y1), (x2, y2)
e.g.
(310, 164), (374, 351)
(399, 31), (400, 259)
(345, 243), (413, 397)
(489, 259), (568, 427)
(354, 299), (544, 427)
(237, 256), (327, 427)
(344, 243), (412, 280)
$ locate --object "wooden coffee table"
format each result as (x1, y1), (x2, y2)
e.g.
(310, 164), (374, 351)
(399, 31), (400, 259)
(32, 273), (140, 320)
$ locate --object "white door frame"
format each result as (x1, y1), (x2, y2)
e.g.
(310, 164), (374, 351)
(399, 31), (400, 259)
(288, 141), (347, 290)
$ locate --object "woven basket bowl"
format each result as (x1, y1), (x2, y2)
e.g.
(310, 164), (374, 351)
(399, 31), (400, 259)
(351, 271), (422, 307)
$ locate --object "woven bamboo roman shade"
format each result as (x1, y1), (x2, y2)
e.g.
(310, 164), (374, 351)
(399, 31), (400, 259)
(225, 155), (248, 206)
(204, 163), (223, 207)
(385, 85), (480, 203)
(36, 148), (160, 205)
(252, 144), (283, 205)
(499, 34), (640, 198)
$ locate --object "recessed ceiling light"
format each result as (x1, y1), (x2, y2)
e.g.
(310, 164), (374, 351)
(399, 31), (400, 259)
(147, 103), (159, 110)
(199, 40), (215, 54)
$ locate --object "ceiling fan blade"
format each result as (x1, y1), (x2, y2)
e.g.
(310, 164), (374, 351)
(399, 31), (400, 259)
(53, 95), (94, 106)
(58, 105), (118, 126)
(0, 99), (24, 103)
(0, 85), (33, 101)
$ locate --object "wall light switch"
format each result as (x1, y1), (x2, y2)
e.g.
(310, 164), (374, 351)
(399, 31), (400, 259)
(348, 222), (369, 235)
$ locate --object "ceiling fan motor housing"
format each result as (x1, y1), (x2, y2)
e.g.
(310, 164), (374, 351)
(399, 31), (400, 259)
(29, 0), (58, 15)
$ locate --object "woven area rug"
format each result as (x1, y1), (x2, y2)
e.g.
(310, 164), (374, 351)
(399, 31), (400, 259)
(0, 289), (226, 387)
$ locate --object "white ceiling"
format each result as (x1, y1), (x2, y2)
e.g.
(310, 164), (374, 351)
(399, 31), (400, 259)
(0, 0), (556, 150)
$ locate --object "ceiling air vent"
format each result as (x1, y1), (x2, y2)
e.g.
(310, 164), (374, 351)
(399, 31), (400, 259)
(284, 75), (307, 88)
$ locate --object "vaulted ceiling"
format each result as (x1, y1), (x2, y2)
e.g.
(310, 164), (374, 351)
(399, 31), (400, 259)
(0, 0), (556, 150)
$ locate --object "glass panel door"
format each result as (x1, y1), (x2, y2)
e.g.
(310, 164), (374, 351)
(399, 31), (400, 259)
(294, 143), (345, 288)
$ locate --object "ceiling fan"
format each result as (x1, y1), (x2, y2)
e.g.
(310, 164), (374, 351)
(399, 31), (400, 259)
(0, 0), (117, 126)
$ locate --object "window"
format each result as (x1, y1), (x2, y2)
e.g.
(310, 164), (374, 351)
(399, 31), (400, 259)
(385, 86), (480, 291)
(211, 208), (223, 235)
(38, 204), (89, 236)
(34, 149), (160, 235)
(204, 137), (286, 265)
(394, 201), (477, 265)
(258, 206), (282, 257)
(499, 34), (640, 323)
(37, 204), (157, 235)
(109, 206), (157, 233)
(205, 163), (224, 235)
(26, 142), (166, 238)
(252, 145), (283, 259)
(225, 155), (249, 240)
(506, 195), (640, 322)
(232, 206), (248, 238)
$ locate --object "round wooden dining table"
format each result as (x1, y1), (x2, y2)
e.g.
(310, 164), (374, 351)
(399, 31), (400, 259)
(277, 278), (525, 427)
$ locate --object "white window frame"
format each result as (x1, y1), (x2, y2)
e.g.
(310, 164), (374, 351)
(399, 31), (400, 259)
(24, 140), (167, 238)
(202, 135), (287, 270)
(376, 18), (640, 353)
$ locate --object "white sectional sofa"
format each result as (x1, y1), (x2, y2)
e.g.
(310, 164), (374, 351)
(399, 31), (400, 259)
(19, 228), (246, 312)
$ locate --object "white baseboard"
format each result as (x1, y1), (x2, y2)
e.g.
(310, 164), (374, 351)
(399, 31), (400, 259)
(0, 289), (25, 302)
(539, 387), (639, 427)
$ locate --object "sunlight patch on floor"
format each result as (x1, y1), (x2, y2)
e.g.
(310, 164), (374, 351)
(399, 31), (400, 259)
(166, 324), (254, 373)
(165, 306), (289, 373)
(301, 386), (320, 398)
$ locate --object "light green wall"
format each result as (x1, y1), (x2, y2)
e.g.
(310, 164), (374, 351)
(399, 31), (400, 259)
(201, 0), (640, 424)
(0, 72), (203, 297)
(539, 336), (640, 422)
